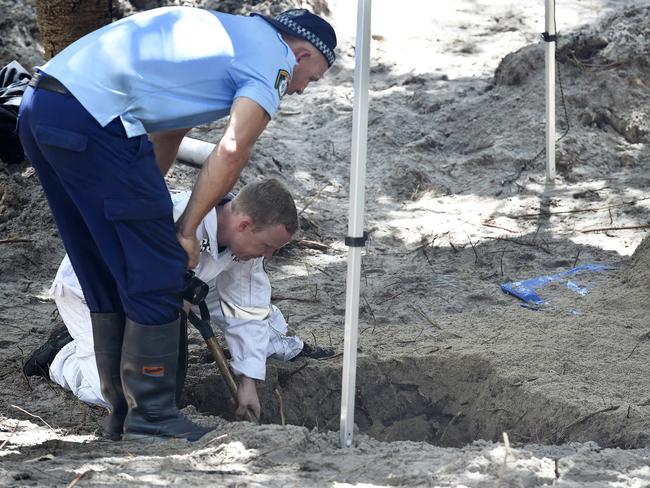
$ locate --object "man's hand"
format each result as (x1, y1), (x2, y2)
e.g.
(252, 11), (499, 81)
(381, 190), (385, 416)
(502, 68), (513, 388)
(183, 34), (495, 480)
(235, 376), (261, 420)
(176, 230), (200, 269)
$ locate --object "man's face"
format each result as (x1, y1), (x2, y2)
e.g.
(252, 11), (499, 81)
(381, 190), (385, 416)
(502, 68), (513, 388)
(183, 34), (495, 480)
(230, 221), (293, 261)
(286, 48), (328, 95)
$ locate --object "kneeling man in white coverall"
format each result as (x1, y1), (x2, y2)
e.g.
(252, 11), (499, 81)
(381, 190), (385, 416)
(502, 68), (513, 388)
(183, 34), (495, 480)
(25, 178), (326, 419)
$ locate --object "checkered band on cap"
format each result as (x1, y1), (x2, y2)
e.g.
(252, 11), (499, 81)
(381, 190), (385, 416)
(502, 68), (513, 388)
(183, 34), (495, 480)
(274, 12), (336, 66)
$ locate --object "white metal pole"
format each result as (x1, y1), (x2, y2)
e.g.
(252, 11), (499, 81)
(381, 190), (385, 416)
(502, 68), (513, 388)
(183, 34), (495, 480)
(545, 0), (556, 182)
(340, 0), (372, 449)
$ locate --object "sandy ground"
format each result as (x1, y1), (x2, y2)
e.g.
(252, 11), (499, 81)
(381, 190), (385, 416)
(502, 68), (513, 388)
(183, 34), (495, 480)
(1, 0), (650, 486)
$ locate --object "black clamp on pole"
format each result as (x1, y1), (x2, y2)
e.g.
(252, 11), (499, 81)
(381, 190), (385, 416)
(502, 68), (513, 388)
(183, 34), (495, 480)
(345, 231), (368, 247)
(541, 32), (557, 42)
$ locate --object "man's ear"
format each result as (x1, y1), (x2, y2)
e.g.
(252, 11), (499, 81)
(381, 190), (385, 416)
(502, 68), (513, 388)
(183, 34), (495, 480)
(294, 46), (312, 63)
(236, 216), (253, 232)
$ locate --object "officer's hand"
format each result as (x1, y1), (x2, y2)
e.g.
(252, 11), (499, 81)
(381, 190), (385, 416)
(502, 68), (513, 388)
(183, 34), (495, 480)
(235, 376), (261, 421)
(176, 232), (200, 269)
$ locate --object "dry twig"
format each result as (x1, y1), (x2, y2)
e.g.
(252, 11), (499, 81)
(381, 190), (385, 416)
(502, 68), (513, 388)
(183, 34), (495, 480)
(16, 346), (34, 392)
(465, 233), (480, 263)
(396, 327), (425, 345)
(271, 295), (320, 303)
(511, 198), (648, 218)
(0, 238), (34, 244)
(66, 470), (89, 488)
(439, 411), (463, 445)
(572, 249), (581, 268)
(0, 421), (19, 451)
(298, 183), (331, 217)
(580, 224), (650, 233)
(407, 305), (441, 330)
(496, 432), (510, 488)
(10, 405), (53, 430)
(292, 239), (330, 251)
(557, 405), (620, 441)
(482, 221), (518, 233)
(486, 236), (551, 254)
(196, 434), (229, 452)
(275, 388), (286, 427)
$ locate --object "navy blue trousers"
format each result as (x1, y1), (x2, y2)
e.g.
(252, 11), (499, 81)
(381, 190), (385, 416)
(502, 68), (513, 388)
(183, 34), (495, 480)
(18, 86), (186, 325)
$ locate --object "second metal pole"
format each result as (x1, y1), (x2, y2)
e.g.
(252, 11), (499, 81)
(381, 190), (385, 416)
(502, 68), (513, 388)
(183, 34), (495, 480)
(340, 0), (372, 449)
(545, 0), (556, 182)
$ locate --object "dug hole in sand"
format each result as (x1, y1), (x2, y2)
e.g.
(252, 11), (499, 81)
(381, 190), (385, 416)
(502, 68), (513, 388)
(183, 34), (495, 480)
(1, 0), (650, 486)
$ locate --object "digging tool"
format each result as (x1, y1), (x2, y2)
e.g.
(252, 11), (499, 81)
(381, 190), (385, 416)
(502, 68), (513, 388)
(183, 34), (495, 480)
(182, 272), (259, 424)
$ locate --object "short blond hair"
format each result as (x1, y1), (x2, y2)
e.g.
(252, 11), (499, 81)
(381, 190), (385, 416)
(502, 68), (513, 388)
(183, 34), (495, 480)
(231, 178), (298, 235)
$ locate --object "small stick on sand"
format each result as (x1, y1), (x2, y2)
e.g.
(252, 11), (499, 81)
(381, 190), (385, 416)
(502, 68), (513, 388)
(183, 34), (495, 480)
(0, 238), (34, 244)
(572, 248), (582, 268)
(496, 432), (510, 488)
(422, 247), (432, 266)
(408, 305), (441, 330)
(465, 233), (480, 263)
(557, 405), (620, 441)
(482, 221), (519, 234)
(16, 346), (33, 392)
(275, 388), (286, 427)
(439, 411), (463, 445)
(195, 434), (229, 452)
(487, 236), (552, 254)
(298, 183), (331, 217)
(361, 294), (377, 329)
(66, 470), (89, 488)
(292, 239), (330, 251)
(10, 405), (53, 430)
(624, 342), (641, 360)
(580, 224), (650, 233)
(271, 295), (320, 303)
(0, 421), (20, 451)
(510, 198), (649, 218)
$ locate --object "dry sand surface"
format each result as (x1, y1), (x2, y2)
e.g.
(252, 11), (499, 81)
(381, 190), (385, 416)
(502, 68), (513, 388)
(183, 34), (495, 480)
(1, 0), (650, 486)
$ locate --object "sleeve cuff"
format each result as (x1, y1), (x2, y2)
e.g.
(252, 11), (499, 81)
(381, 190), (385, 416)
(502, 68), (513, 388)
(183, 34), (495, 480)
(230, 357), (266, 381)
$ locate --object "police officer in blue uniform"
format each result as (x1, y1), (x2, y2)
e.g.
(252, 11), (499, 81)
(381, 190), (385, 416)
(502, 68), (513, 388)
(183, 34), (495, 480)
(17, 7), (336, 441)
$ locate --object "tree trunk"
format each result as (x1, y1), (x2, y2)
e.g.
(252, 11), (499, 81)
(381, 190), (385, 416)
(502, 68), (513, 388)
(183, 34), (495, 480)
(36, 0), (112, 60)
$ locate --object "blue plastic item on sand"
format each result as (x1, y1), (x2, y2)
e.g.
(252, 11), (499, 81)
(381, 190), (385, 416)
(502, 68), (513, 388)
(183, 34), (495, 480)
(500, 264), (610, 307)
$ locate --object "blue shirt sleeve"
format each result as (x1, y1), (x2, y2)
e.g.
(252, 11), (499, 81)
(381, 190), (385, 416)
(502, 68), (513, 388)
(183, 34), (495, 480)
(229, 40), (294, 119)
(234, 78), (279, 119)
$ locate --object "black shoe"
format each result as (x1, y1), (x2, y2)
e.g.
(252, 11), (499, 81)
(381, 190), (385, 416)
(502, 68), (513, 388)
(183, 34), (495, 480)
(121, 318), (211, 441)
(23, 325), (73, 378)
(291, 343), (336, 361)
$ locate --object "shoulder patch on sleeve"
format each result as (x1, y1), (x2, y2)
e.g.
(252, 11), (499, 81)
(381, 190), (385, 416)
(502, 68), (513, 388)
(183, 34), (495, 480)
(274, 69), (291, 98)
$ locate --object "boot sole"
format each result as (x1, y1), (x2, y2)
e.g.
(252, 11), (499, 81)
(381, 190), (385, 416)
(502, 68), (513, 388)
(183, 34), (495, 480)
(121, 433), (170, 443)
(122, 430), (209, 442)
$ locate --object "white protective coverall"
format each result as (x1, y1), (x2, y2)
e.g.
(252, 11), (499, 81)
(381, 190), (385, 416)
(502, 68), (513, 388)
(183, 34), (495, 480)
(48, 191), (303, 407)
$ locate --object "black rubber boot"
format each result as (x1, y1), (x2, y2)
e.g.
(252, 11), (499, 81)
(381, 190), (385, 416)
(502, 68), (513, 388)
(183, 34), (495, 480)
(121, 317), (211, 441)
(23, 325), (73, 378)
(176, 311), (189, 407)
(91, 312), (128, 441)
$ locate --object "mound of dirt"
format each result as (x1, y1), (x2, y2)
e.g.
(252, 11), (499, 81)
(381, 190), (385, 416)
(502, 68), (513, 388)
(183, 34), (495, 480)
(623, 235), (650, 288)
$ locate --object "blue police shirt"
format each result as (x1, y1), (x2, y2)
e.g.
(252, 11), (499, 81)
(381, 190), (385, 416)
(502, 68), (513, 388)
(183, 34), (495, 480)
(41, 7), (296, 137)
